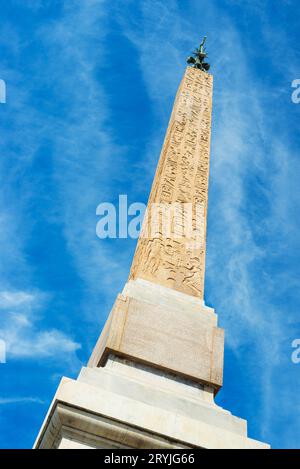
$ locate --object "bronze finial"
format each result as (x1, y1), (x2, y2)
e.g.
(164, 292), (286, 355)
(187, 36), (210, 72)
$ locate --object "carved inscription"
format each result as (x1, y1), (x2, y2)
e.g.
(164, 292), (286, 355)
(129, 68), (213, 299)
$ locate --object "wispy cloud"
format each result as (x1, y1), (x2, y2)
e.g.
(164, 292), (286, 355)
(0, 1), (129, 335)
(0, 290), (80, 360)
(0, 291), (35, 308)
(0, 397), (44, 405)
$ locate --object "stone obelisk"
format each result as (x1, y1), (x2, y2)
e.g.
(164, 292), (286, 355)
(34, 44), (269, 449)
(129, 67), (212, 300)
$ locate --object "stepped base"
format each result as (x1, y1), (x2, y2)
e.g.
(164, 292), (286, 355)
(34, 355), (269, 449)
(34, 279), (269, 449)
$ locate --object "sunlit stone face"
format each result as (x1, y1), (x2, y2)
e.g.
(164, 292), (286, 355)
(129, 68), (213, 299)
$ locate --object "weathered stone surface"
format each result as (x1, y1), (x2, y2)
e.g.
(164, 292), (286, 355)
(88, 279), (224, 389)
(34, 358), (269, 449)
(129, 68), (213, 299)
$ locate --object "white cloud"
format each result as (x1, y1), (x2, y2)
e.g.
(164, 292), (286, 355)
(0, 0), (130, 331)
(0, 290), (80, 360)
(32, 0), (131, 305)
(0, 291), (35, 309)
(0, 397), (44, 405)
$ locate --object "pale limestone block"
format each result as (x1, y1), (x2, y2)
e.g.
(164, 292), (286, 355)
(58, 438), (95, 449)
(34, 361), (270, 449)
(88, 280), (224, 389)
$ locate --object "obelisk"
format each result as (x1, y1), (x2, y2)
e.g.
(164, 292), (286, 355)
(34, 40), (269, 449)
(129, 66), (211, 299)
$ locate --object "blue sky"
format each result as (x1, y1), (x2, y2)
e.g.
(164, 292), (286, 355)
(0, 0), (299, 449)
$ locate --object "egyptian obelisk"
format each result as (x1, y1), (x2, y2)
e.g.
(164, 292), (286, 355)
(34, 40), (269, 449)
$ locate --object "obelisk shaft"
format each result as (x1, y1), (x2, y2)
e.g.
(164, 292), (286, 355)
(129, 67), (213, 299)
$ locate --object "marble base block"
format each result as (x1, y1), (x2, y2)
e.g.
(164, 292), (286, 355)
(34, 356), (269, 449)
(88, 279), (224, 391)
(34, 279), (269, 449)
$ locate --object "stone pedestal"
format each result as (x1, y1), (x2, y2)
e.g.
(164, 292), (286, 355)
(34, 358), (268, 449)
(88, 279), (224, 390)
(34, 281), (269, 449)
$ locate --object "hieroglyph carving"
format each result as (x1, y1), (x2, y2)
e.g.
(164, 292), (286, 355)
(129, 68), (213, 298)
